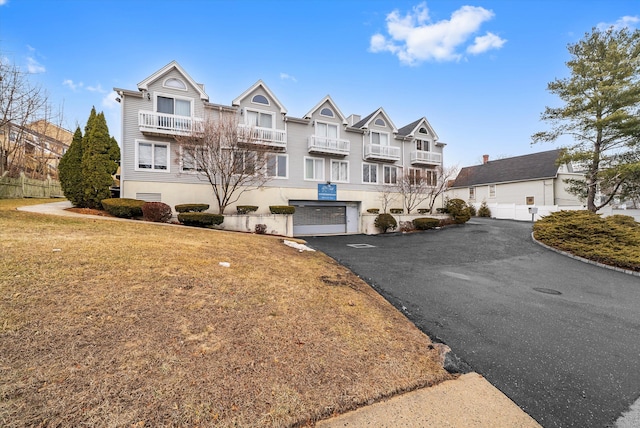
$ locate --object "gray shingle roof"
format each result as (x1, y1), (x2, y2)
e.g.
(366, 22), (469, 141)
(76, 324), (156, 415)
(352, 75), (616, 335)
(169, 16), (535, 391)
(451, 149), (562, 188)
(396, 118), (422, 137)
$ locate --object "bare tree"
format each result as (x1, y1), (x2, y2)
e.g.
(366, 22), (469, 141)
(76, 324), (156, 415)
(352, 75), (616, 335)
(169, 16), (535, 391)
(396, 169), (433, 214)
(377, 183), (400, 213)
(174, 116), (272, 214)
(425, 165), (458, 213)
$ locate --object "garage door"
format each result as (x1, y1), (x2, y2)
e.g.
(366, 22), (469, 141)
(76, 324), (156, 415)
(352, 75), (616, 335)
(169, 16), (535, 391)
(292, 204), (346, 235)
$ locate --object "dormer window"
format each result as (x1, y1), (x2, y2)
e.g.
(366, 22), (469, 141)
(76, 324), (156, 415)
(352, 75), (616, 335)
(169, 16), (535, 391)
(419, 127), (428, 135)
(374, 118), (386, 127)
(251, 94), (270, 105)
(320, 107), (334, 118)
(163, 78), (187, 91)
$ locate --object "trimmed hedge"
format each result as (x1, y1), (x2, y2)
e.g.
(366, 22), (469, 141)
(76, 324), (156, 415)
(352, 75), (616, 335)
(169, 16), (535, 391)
(175, 203), (209, 213)
(417, 208), (430, 214)
(390, 208), (404, 214)
(101, 198), (145, 218)
(142, 201), (172, 223)
(413, 217), (441, 230)
(236, 205), (258, 214)
(177, 212), (224, 227)
(367, 208), (380, 214)
(269, 205), (295, 214)
(374, 213), (397, 233)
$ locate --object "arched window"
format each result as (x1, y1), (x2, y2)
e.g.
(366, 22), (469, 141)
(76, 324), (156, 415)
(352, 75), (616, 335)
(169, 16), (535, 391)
(419, 127), (429, 135)
(163, 78), (187, 90)
(252, 94), (269, 105)
(374, 118), (386, 127)
(320, 107), (334, 118)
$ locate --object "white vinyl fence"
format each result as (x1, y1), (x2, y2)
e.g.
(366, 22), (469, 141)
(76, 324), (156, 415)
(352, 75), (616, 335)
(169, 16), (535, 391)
(471, 202), (640, 222)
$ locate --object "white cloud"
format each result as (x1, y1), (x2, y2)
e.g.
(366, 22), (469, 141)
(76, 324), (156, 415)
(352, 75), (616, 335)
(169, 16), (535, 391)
(369, 2), (506, 65)
(597, 16), (639, 31)
(467, 32), (507, 55)
(280, 72), (297, 82)
(26, 57), (45, 73)
(63, 79), (83, 91)
(86, 84), (107, 93)
(102, 91), (120, 110)
(0, 0), (8, 6)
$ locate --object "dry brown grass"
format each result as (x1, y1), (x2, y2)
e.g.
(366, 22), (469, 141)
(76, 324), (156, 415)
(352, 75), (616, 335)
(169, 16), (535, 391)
(0, 199), (452, 427)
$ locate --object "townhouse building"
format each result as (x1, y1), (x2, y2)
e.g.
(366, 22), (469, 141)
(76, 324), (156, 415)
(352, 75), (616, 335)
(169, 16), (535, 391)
(114, 61), (446, 235)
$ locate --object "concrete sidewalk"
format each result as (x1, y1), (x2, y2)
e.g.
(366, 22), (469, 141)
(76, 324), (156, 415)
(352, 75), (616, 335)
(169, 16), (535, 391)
(17, 201), (542, 427)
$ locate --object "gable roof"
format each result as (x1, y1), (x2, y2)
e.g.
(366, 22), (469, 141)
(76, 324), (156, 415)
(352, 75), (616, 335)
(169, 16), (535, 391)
(351, 107), (397, 133)
(232, 80), (287, 115)
(137, 60), (209, 101)
(303, 95), (347, 124)
(397, 117), (440, 142)
(451, 149), (563, 188)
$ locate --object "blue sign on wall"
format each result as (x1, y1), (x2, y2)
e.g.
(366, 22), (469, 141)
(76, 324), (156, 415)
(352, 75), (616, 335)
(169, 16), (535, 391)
(318, 183), (337, 201)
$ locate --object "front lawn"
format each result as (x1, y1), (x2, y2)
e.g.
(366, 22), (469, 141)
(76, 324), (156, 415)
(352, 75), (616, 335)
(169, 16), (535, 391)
(0, 199), (451, 427)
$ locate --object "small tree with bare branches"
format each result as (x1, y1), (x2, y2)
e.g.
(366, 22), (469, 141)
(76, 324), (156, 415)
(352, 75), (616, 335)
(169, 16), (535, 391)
(174, 116), (272, 214)
(395, 166), (458, 214)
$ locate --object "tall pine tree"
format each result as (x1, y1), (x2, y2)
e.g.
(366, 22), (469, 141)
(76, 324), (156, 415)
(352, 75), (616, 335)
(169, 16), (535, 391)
(58, 126), (85, 207)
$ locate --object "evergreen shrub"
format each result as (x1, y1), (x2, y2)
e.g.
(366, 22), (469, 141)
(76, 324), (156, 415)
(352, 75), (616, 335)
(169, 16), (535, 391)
(367, 208), (380, 214)
(390, 208), (404, 214)
(269, 205), (295, 214)
(446, 198), (471, 224)
(413, 217), (441, 230)
(175, 203), (209, 213)
(374, 213), (397, 233)
(236, 205), (258, 214)
(101, 198), (145, 218)
(178, 212), (224, 227)
(142, 202), (172, 223)
(417, 208), (430, 214)
(468, 203), (477, 216)
(478, 201), (492, 217)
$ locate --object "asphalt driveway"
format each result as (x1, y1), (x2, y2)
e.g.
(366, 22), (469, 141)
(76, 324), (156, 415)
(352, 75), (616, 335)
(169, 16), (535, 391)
(304, 218), (640, 428)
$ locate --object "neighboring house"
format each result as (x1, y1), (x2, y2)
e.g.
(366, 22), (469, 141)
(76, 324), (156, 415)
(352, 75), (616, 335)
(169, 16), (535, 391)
(114, 61), (447, 235)
(0, 120), (71, 180)
(447, 150), (585, 219)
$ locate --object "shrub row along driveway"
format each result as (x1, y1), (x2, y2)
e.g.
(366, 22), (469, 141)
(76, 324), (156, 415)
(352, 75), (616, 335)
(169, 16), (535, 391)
(304, 218), (640, 428)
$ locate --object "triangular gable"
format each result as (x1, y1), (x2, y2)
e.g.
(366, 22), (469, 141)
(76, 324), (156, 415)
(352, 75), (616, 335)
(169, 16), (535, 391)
(397, 117), (440, 141)
(303, 95), (347, 124)
(137, 60), (209, 101)
(351, 107), (397, 133)
(232, 80), (287, 115)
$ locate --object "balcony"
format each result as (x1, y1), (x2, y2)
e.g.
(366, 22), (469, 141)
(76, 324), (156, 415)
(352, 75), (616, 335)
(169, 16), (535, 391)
(308, 135), (350, 156)
(138, 110), (203, 137)
(364, 144), (401, 162)
(410, 150), (442, 166)
(237, 124), (287, 149)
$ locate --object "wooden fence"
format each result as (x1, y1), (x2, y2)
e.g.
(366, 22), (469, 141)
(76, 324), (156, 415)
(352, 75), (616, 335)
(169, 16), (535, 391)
(0, 172), (64, 199)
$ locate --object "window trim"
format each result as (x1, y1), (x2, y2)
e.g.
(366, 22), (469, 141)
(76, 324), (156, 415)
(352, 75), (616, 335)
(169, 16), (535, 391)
(135, 140), (170, 172)
(330, 159), (349, 183)
(245, 107), (276, 129)
(362, 162), (378, 184)
(266, 153), (288, 179)
(154, 91), (194, 117)
(416, 139), (430, 152)
(469, 187), (476, 200)
(315, 120), (340, 139)
(251, 94), (270, 106)
(162, 77), (187, 91)
(489, 184), (496, 198)
(304, 156), (325, 181)
(370, 130), (390, 146)
(383, 165), (398, 185)
(320, 107), (334, 118)
(374, 118), (386, 127)
(180, 145), (206, 173)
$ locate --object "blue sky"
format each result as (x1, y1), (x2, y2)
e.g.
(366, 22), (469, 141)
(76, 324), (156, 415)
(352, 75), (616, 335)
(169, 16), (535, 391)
(0, 0), (638, 168)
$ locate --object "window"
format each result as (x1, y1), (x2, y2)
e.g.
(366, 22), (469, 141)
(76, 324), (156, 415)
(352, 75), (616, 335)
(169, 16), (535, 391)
(416, 139), (430, 151)
(157, 95), (191, 116)
(232, 150), (257, 175)
(469, 187), (476, 199)
(266, 153), (287, 178)
(304, 157), (324, 181)
(426, 170), (438, 186)
(246, 109), (274, 128)
(374, 118), (386, 127)
(489, 184), (496, 198)
(181, 146), (205, 172)
(320, 107), (334, 117)
(419, 127), (429, 135)
(371, 131), (389, 146)
(383, 165), (398, 185)
(137, 141), (168, 171)
(251, 94), (269, 105)
(316, 122), (338, 142)
(409, 168), (422, 185)
(163, 78), (187, 90)
(362, 163), (377, 184)
(331, 160), (349, 182)
(526, 196), (535, 205)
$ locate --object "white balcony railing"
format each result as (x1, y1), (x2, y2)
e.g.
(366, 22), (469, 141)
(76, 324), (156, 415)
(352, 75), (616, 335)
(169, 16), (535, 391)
(308, 135), (350, 155)
(138, 110), (203, 136)
(237, 124), (287, 148)
(410, 150), (442, 165)
(364, 144), (401, 161)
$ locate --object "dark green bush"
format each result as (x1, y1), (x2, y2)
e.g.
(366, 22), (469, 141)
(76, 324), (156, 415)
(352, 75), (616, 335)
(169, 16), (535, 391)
(236, 205), (258, 214)
(390, 208), (404, 214)
(478, 201), (491, 217)
(533, 210), (640, 271)
(142, 201), (172, 223)
(101, 198), (145, 218)
(417, 208), (430, 214)
(374, 213), (397, 233)
(446, 198), (471, 224)
(367, 208), (380, 214)
(175, 203), (209, 213)
(413, 217), (441, 230)
(269, 205), (295, 214)
(468, 203), (477, 216)
(436, 207), (448, 214)
(177, 212), (224, 227)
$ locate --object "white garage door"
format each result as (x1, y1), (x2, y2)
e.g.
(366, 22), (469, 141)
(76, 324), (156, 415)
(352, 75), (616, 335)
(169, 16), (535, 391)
(292, 203), (347, 235)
